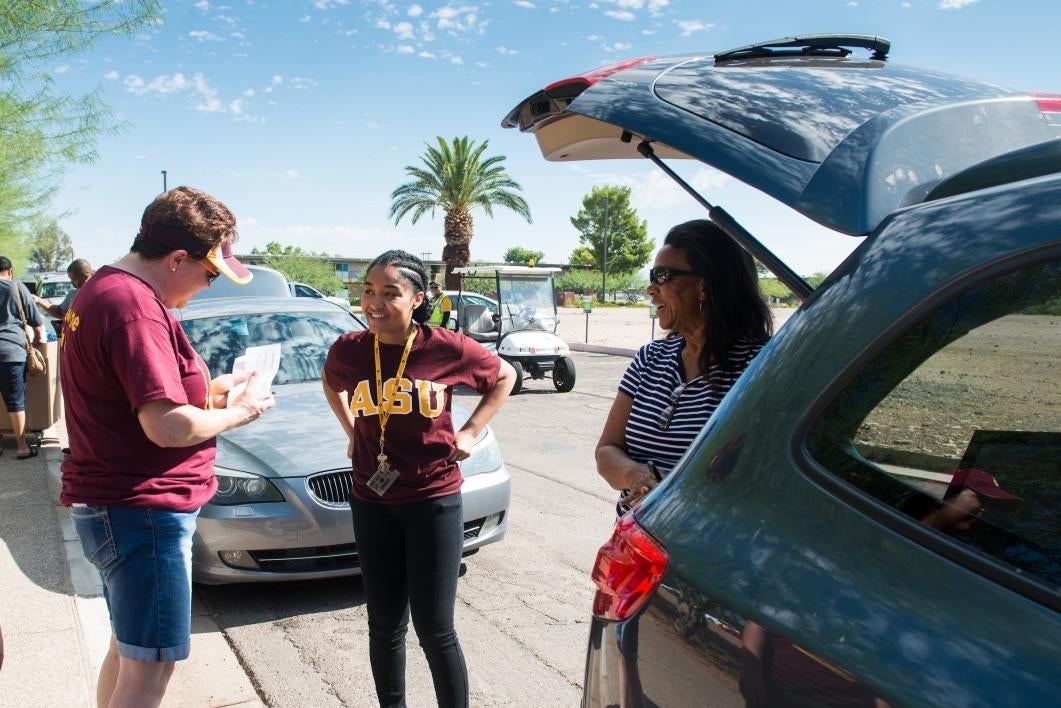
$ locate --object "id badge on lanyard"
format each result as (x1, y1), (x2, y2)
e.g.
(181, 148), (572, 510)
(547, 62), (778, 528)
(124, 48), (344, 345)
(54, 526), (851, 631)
(365, 327), (416, 496)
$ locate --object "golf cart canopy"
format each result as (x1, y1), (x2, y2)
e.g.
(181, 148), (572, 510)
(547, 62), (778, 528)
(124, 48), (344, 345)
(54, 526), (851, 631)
(502, 34), (1061, 238)
(454, 266), (562, 277)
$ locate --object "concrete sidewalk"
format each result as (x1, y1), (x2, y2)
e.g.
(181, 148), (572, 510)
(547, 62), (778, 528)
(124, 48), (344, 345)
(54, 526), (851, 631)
(0, 424), (263, 708)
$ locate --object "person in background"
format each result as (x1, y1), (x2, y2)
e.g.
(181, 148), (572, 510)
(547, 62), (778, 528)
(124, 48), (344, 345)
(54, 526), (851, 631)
(427, 280), (453, 328)
(34, 258), (93, 320)
(60, 187), (275, 708)
(0, 256), (46, 459)
(323, 250), (515, 708)
(595, 219), (773, 514)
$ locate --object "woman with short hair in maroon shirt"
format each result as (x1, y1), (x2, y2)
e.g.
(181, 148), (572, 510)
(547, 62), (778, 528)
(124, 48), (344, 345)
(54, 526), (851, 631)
(60, 187), (275, 708)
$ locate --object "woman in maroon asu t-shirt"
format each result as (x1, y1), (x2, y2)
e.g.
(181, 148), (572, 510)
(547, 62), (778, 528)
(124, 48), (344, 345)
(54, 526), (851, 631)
(323, 250), (515, 708)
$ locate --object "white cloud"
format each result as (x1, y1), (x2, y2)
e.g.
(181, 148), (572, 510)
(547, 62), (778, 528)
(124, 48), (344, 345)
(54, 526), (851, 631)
(939, 0), (977, 7)
(604, 42), (632, 52)
(433, 5), (489, 34)
(375, 19), (392, 30)
(397, 45), (415, 54)
(194, 0), (209, 10)
(847, 1), (858, 5)
(496, 46), (519, 55)
(53, 64), (70, 74)
(586, 34), (603, 41)
(229, 99), (244, 114)
(419, 50), (437, 59)
(605, 10), (635, 20)
(622, 167), (732, 209)
(408, 4), (424, 17)
(243, 88), (256, 96)
(677, 19), (712, 36)
(648, 0), (668, 12)
(313, 0), (351, 8)
(450, 55), (464, 64)
(393, 21), (415, 39)
(271, 75), (284, 86)
(514, 0), (536, 7)
(188, 30), (223, 42)
(104, 70), (120, 80)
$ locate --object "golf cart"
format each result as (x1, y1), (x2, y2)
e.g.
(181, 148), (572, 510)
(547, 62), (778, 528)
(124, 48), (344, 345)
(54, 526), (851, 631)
(452, 266), (575, 394)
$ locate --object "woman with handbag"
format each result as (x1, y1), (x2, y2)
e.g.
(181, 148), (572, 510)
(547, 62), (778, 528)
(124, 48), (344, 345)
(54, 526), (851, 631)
(0, 255), (47, 459)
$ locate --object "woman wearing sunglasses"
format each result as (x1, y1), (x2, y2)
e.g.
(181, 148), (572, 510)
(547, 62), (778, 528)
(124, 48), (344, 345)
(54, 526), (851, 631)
(595, 219), (772, 516)
(59, 187), (275, 708)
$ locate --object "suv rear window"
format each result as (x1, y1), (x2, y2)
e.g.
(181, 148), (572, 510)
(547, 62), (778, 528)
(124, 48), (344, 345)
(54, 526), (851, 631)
(807, 257), (1061, 593)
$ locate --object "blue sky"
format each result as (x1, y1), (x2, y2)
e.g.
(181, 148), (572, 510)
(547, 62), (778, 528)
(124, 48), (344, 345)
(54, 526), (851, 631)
(48, 0), (1060, 277)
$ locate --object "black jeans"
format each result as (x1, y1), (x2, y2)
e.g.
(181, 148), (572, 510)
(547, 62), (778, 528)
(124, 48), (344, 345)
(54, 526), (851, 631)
(351, 492), (468, 708)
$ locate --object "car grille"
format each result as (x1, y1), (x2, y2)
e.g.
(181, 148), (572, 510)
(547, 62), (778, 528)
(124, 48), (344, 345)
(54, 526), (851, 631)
(308, 470), (352, 505)
(249, 544), (359, 573)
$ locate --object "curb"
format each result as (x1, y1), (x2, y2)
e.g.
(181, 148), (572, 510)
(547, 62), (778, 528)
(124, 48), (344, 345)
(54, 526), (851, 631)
(570, 342), (637, 358)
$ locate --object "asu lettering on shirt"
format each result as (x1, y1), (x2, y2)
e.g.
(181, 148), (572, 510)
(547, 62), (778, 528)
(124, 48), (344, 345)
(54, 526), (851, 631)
(60, 305), (81, 348)
(348, 377), (448, 419)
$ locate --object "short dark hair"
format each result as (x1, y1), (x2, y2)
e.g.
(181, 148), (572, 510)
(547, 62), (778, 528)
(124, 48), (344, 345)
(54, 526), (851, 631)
(365, 250), (433, 324)
(663, 219), (772, 371)
(0, 256), (11, 273)
(67, 258), (92, 275)
(131, 186), (236, 261)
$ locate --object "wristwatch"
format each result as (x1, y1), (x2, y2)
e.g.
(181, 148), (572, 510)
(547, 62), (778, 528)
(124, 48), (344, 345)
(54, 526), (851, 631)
(646, 460), (662, 482)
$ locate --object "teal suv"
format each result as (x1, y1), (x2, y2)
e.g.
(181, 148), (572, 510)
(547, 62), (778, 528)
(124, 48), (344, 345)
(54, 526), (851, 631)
(505, 34), (1061, 706)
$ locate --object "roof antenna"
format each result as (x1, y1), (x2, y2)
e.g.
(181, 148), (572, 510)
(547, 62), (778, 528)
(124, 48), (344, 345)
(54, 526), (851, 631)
(636, 140), (811, 300)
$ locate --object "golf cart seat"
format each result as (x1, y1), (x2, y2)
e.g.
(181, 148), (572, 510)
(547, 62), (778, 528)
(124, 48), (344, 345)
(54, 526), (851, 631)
(460, 304), (497, 338)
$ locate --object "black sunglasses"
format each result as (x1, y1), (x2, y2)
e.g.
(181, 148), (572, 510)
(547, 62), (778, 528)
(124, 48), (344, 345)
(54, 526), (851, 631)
(197, 259), (220, 285)
(657, 377), (701, 430)
(648, 266), (698, 286)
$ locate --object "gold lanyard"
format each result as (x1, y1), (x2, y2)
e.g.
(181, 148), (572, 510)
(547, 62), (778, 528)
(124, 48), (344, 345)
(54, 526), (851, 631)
(373, 327), (416, 452)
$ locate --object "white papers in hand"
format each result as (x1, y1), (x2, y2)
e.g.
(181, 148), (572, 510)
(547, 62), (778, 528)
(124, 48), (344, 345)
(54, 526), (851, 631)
(230, 343), (281, 401)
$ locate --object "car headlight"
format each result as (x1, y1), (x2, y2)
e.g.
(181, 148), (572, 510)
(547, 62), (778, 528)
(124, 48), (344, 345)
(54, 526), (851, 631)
(210, 468), (285, 505)
(459, 439), (503, 477)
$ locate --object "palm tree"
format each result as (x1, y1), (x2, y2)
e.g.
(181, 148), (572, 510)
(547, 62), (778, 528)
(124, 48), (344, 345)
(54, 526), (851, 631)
(389, 136), (531, 288)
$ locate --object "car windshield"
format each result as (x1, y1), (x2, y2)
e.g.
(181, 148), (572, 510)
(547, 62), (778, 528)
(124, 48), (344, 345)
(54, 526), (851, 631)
(498, 277), (557, 333)
(181, 309), (362, 384)
(38, 281), (74, 299)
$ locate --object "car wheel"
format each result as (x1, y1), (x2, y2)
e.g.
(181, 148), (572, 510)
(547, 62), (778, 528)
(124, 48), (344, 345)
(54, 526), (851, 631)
(553, 356), (576, 392)
(507, 358), (524, 395)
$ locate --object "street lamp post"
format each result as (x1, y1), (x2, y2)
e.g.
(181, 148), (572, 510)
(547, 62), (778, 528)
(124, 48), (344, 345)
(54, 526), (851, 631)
(161, 170), (167, 191)
(600, 196), (609, 304)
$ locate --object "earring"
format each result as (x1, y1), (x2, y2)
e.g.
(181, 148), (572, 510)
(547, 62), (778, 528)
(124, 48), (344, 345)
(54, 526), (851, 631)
(698, 296), (704, 313)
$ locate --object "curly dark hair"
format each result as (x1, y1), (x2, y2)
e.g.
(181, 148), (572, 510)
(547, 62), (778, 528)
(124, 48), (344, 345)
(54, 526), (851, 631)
(132, 186), (237, 260)
(663, 219), (772, 372)
(365, 250), (433, 324)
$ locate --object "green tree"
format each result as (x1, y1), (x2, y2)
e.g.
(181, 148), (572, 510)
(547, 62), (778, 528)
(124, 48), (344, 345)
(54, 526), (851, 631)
(29, 218), (74, 271)
(0, 2), (161, 231)
(503, 246), (544, 265)
(569, 186), (653, 275)
(254, 242), (344, 297)
(389, 136), (531, 288)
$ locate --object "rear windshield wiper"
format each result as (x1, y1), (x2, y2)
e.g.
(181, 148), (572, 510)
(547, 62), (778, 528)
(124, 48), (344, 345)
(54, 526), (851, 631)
(715, 33), (890, 63)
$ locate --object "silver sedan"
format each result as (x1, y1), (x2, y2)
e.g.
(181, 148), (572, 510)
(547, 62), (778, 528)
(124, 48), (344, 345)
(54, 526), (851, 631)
(177, 296), (511, 584)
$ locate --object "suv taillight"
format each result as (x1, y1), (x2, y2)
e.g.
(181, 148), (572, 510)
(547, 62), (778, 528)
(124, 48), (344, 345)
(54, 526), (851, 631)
(591, 513), (669, 621)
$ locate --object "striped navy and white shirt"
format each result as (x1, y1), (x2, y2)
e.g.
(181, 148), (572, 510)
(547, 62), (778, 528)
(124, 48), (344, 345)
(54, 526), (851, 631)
(615, 335), (766, 515)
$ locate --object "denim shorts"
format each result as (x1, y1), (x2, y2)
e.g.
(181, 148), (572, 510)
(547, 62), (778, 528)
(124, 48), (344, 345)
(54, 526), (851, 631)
(0, 360), (27, 412)
(70, 505), (198, 662)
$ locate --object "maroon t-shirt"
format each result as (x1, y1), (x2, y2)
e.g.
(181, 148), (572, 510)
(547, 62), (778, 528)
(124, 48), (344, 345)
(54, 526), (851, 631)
(59, 266), (218, 511)
(324, 325), (500, 504)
